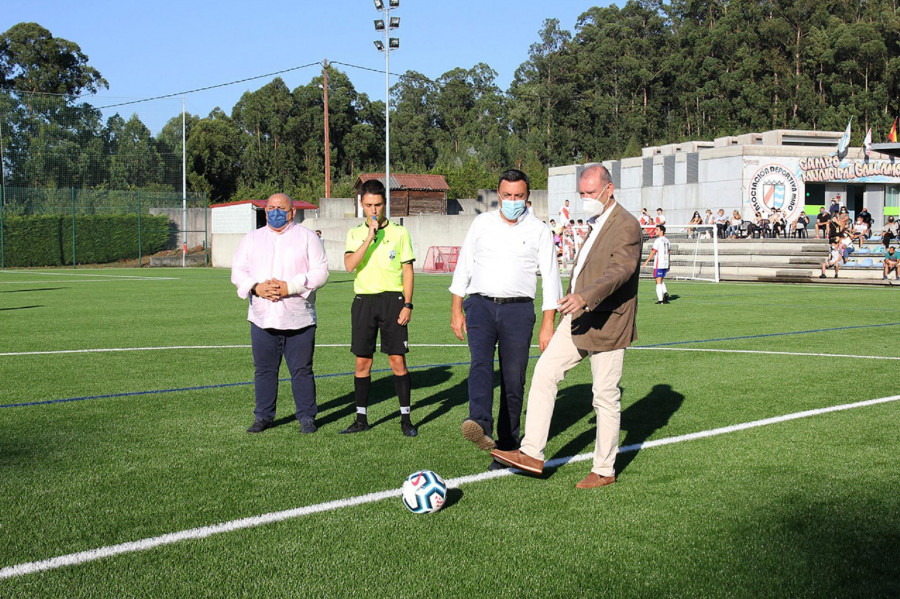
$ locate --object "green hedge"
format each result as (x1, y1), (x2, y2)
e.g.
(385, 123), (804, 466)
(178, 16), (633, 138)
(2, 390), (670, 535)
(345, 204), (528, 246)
(1, 214), (171, 267)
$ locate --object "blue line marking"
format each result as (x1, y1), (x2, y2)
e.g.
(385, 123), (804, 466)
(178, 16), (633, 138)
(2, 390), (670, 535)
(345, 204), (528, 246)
(3, 322), (898, 409)
(0, 360), (475, 409)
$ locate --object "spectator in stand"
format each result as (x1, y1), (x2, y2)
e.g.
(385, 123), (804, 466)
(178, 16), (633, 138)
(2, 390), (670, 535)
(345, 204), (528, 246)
(881, 216), (899, 249)
(748, 212), (764, 238)
(833, 207), (850, 235)
(726, 210), (743, 239)
(838, 229), (855, 263)
(852, 216), (868, 248)
(655, 208), (666, 226)
(814, 207), (831, 239)
(549, 219), (558, 233)
(883, 246), (899, 280)
(714, 209), (728, 238)
(829, 198), (841, 218)
(639, 208), (653, 237)
(525, 199), (534, 216)
(820, 240), (842, 279)
(791, 211), (810, 238)
(859, 207), (872, 235)
(652, 208), (666, 239)
(688, 211), (703, 238)
(770, 209), (786, 237)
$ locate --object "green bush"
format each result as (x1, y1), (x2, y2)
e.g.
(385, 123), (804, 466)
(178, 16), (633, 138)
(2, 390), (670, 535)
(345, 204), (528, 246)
(1, 214), (170, 267)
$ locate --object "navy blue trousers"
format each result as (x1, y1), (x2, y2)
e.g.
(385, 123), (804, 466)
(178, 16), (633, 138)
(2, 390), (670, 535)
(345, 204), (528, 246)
(250, 322), (317, 422)
(463, 294), (536, 450)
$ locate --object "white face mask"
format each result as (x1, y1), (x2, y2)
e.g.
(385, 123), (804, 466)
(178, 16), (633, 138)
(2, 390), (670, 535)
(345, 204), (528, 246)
(581, 185), (611, 218)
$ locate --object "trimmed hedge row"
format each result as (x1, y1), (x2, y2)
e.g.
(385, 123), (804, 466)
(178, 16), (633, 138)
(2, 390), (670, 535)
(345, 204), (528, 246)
(1, 214), (172, 266)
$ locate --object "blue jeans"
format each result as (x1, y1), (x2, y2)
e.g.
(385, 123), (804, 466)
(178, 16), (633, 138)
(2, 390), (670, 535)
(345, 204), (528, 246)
(464, 294), (536, 450)
(250, 322), (317, 422)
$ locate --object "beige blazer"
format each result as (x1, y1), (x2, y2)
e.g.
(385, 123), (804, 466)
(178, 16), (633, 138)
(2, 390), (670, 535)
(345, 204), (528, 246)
(568, 202), (643, 352)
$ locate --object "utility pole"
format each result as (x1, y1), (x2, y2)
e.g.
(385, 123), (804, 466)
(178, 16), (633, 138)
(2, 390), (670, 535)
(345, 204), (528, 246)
(323, 59), (331, 199)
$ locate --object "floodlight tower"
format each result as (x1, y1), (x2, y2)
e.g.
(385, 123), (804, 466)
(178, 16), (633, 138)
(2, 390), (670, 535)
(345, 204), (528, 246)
(374, 0), (399, 218)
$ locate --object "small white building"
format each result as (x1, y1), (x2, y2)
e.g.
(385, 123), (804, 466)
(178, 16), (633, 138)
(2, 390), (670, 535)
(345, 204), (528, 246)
(549, 129), (900, 226)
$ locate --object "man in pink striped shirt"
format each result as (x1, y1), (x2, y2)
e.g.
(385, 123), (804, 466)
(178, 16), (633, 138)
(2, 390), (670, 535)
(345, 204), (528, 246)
(231, 193), (329, 434)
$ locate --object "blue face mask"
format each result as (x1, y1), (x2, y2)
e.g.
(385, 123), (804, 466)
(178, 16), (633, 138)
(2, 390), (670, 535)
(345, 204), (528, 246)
(500, 199), (526, 221)
(267, 208), (289, 229)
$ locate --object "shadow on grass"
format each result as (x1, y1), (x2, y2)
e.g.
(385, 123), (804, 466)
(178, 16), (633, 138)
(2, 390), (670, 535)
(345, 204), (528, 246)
(0, 305), (43, 311)
(545, 383), (684, 478)
(300, 365), (454, 431)
(0, 287), (66, 293)
(442, 487), (464, 510)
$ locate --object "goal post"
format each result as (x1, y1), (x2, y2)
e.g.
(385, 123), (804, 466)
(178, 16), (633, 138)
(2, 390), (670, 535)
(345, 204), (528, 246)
(640, 224), (719, 282)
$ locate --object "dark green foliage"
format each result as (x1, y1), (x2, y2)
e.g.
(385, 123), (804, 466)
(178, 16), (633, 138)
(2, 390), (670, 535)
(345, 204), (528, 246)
(4, 3), (900, 202)
(1, 214), (168, 266)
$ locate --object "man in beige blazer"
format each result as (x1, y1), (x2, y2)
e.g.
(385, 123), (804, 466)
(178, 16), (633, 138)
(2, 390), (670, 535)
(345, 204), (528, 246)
(492, 165), (642, 489)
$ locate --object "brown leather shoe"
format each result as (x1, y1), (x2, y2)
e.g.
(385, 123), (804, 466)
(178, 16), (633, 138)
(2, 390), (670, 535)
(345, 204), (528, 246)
(462, 419), (496, 451)
(489, 448), (544, 475)
(575, 472), (616, 489)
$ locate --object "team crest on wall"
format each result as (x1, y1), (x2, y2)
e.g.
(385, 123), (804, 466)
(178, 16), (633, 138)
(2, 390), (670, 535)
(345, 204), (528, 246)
(747, 163), (802, 219)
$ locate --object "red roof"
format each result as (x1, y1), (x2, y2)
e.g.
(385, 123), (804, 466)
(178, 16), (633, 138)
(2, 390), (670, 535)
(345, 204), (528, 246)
(355, 173), (449, 192)
(210, 199), (318, 210)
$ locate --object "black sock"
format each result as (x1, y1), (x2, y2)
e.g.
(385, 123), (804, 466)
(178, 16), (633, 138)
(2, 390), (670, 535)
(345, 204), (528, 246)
(394, 372), (411, 423)
(354, 376), (370, 423)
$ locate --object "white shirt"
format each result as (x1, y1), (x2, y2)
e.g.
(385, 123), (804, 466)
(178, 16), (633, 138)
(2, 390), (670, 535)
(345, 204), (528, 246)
(449, 210), (562, 311)
(652, 236), (670, 269)
(571, 200), (617, 291)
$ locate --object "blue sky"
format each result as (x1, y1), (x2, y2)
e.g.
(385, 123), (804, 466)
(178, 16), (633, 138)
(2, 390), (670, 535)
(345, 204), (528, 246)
(5, 1), (603, 134)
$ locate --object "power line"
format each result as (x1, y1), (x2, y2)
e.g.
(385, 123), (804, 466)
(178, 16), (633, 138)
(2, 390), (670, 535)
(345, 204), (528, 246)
(93, 62), (322, 109)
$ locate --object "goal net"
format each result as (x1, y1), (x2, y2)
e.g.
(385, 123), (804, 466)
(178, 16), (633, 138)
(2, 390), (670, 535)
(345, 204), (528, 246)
(422, 246), (460, 274)
(640, 224), (719, 282)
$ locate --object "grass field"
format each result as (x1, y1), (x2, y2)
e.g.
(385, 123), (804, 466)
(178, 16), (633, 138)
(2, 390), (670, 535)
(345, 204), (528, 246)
(1, 267), (898, 598)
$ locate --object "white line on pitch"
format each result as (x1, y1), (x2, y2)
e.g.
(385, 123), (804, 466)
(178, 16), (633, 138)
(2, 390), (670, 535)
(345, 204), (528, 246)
(1, 394), (897, 581)
(0, 344), (470, 357)
(0, 271), (177, 280)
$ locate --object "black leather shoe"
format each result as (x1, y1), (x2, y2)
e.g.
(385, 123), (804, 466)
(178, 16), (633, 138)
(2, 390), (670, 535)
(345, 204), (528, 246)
(299, 418), (317, 434)
(401, 421), (418, 437)
(246, 419), (273, 433)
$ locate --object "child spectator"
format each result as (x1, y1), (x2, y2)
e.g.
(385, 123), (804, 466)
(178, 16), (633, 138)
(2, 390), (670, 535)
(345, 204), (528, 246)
(820, 240), (842, 278)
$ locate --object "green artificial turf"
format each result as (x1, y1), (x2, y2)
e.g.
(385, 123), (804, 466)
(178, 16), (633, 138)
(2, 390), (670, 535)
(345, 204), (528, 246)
(0, 268), (897, 597)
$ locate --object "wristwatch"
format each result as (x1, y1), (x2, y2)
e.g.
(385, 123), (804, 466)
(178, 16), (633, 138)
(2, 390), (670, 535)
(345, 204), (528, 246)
(251, 283), (259, 297)
(403, 302), (414, 310)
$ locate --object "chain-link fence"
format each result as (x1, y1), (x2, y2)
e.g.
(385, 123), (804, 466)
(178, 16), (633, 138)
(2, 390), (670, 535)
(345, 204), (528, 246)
(0, 187), (208, 268)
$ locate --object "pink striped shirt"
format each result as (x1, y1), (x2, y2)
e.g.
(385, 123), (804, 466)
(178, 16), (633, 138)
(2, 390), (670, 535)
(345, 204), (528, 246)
(231, 223), (329, 330)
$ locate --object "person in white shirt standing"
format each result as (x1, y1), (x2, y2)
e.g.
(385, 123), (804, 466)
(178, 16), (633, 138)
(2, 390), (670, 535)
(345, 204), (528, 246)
(450, 169), (562, 470)
(643, 224), (671, 304)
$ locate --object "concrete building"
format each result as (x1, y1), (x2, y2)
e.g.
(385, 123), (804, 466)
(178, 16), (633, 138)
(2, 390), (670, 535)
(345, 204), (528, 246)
(548, 129), (900, 227)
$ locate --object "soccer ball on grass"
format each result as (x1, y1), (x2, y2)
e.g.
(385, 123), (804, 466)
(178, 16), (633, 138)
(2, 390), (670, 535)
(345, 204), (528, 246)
(401, 470), (447, 514)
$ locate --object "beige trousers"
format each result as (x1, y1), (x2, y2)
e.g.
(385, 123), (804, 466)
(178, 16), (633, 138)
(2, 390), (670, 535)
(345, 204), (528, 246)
(520, 314), (624, 477)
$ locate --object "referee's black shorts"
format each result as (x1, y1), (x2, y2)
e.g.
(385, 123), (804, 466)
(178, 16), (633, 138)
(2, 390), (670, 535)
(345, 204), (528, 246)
(351, 291), (409, 356)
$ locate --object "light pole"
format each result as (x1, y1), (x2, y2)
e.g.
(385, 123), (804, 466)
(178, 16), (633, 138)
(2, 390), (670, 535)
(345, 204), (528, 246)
(374, 0), (399, 219)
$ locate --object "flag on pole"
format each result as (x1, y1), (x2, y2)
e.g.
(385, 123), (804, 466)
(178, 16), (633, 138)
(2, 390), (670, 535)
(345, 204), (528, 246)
(836, 118), (852, 160)
(889, 118), (898, 143)
(863, 128), (872, 160)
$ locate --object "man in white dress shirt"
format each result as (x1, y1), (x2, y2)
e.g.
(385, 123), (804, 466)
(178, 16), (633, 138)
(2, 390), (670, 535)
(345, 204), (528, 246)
(450, 169), (562, 469)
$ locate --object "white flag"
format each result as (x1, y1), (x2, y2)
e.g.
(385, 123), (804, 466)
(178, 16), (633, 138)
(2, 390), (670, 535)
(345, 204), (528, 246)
(863, 127), (872, 160)
(836, 118), (852, 159)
